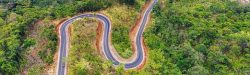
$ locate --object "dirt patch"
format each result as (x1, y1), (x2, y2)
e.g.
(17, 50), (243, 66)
(55, 19), (67, 34)
(96, 21), (105, 57)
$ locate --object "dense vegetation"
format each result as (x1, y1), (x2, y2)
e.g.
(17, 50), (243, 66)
(38, 25), (57, 64)
(142, 0), (250, 74)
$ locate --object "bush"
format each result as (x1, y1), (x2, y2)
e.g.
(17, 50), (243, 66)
(23, 38), (36, 48)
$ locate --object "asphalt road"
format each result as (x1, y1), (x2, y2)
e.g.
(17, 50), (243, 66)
(56, 0), (157, 75)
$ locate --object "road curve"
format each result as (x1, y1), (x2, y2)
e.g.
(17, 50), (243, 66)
(56, 0), (157, 75)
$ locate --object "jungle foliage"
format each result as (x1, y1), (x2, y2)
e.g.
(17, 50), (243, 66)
(143, 0), (250, 74)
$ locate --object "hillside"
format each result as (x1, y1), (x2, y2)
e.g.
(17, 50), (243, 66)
(0, 0), (249, 75)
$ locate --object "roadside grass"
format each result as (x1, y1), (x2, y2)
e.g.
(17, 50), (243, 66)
(27, 64), (44, 75)
(68, 18), (115, 75)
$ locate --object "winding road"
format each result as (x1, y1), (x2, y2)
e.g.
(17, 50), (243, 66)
(56, 0), (158, 75)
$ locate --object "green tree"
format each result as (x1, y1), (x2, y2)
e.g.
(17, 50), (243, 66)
(119, 0), (136, 5)
(17, 0), (32, 7)
(23, 38), (36, 48)
(187, 65), (209, 75)
(0, 18), (4, 26)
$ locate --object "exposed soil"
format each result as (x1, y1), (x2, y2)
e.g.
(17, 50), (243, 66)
(96, 21), (105, 57)
(55, 19), (67, 34)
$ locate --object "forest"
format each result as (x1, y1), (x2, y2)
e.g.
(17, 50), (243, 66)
(144, 0), (250, 74)
(0, 0), (249, 75)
